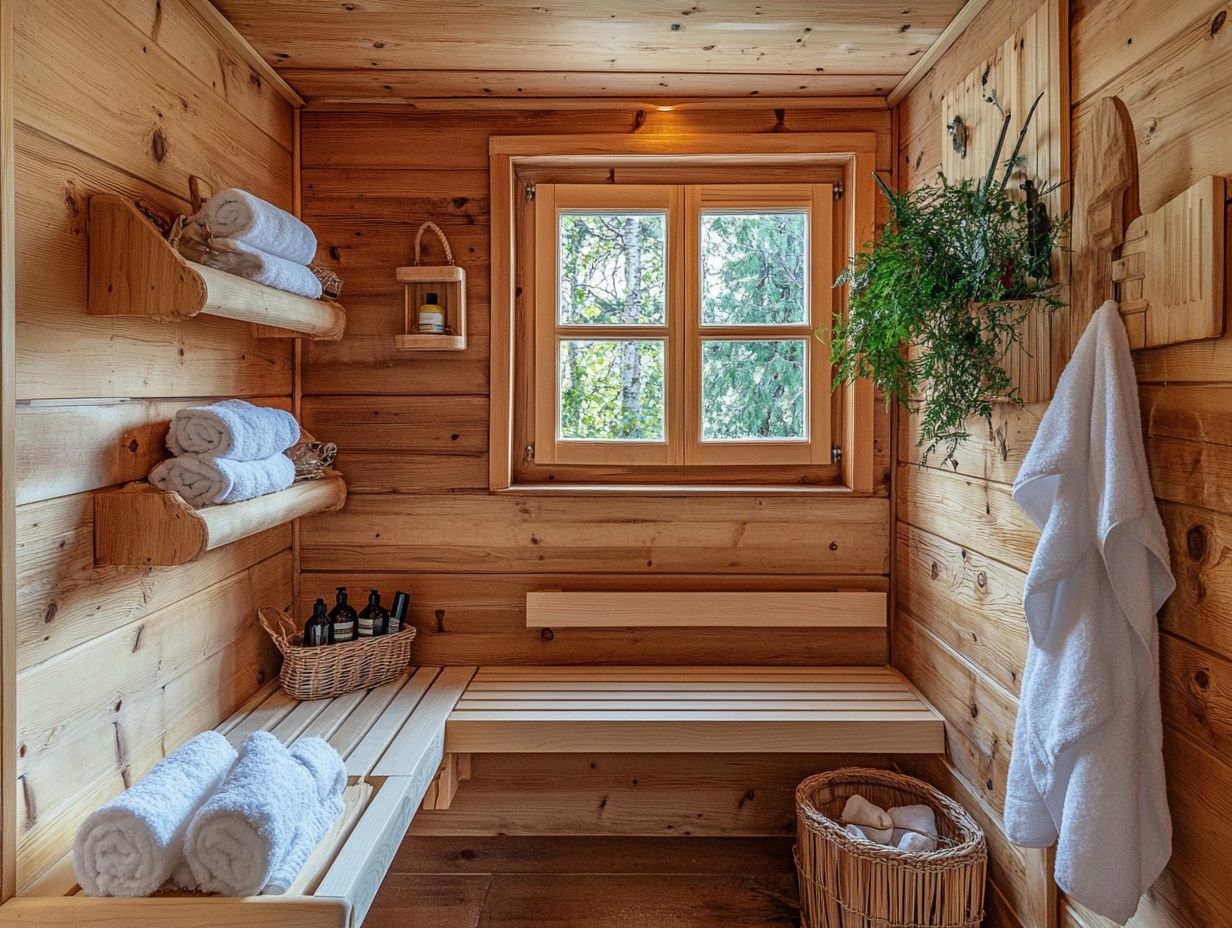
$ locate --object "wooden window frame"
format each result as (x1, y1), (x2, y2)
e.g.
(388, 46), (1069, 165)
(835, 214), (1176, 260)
(490, 133), (876, 494)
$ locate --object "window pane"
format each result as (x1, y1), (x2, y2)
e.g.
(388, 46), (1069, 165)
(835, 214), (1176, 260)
(701, 212), (807, 325)
(701, 339), (807, 441)
(558, 212), (667, 325)
(559, 340), (665, 441)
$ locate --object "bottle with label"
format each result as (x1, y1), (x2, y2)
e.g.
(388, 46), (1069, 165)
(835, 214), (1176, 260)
(358, 589), (391, 637)
(389, 591), (411, 634)
(303, 598), (332, 647)
(417, 292), (445, 334)
(328, 587), (358, 643)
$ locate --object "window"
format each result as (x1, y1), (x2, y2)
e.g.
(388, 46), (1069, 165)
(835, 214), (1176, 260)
(533, 184), (831, 469)
(489, 133), (877, 492)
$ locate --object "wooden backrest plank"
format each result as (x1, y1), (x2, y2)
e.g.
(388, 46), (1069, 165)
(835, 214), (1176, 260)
(524, 591), (886, 628)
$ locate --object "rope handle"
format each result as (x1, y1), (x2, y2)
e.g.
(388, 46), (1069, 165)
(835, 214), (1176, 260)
(258, 607), (298, 653)
(413, 221), (454, 266)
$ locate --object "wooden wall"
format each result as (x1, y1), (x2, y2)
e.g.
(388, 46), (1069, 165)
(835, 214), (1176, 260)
(10, 0), (293, 890)
(894, 0), (1232, 925)
(297, 105), (894, 668)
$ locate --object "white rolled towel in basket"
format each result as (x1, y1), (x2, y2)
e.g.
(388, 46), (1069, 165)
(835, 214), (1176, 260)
(73, 731), (237, 897)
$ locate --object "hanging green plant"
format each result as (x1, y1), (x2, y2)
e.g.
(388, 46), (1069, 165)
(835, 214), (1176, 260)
(830, 94), (1068, 466)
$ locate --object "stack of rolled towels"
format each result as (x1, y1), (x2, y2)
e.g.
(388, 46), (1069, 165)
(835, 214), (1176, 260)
(175, 188), (323, 300)
(839, 794), (939, 854)
(73, 730), (346, 897)
(150, 399), (301, 508)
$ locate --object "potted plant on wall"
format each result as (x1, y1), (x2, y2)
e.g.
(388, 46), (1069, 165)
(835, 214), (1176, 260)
(831, 94), (1067, 467)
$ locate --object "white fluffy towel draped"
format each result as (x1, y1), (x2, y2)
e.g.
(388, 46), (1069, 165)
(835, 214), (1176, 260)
(1006, 300), (1175, 925)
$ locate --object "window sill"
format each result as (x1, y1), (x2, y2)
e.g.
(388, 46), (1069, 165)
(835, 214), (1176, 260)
(491, 483), (862, 498)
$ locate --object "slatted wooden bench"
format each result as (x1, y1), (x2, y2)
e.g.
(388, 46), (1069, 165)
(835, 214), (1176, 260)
(1, 662), (942, 926)
(0, 666), (477, 928)
(428, 664), (945, 808)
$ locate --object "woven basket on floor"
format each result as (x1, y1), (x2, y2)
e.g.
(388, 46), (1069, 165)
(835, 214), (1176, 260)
(258, 607), (417, 700)
(795, 767), (987, 928)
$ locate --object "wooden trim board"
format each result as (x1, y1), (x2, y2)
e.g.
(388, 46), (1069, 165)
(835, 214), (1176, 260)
(0, 0), (15, 903)
(887, 0), (996, 106)
(525, 591), (887, 628)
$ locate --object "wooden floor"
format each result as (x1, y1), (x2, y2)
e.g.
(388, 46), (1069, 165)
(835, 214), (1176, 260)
(367, 836), (801, 927)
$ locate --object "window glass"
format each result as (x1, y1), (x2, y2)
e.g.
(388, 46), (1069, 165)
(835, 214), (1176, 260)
(700, 211), (808, 325)
(700, 339), (808, 441)
(558, 212), (667, 325)
(558, 339), (666, 441)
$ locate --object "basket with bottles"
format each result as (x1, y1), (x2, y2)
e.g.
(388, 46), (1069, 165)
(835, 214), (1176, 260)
(258, 587), (417, 700)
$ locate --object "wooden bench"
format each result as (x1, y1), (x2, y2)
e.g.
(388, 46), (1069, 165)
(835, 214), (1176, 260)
(0, 666), (477, 928)
(429, 664), (944, 808)
(1, 661), (942, 926)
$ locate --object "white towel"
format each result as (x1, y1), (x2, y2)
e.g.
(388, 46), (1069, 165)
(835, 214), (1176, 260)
(195, 188), (317, 265)
(177, 233), (323, 301)
(840, 794), (893, 844)
(264, 739), (347, 894)
(166, 399), (300, 461)
(150, 452), (295, 508)
(184, 733), (344, 897)
(73, 731), (237, 897)
(1006, 300), (1175, 925)
(889, 804), (938, 852)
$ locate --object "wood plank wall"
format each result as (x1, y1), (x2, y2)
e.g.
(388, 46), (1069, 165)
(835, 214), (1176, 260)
(297, 106), (895, 667)
(299, 105), (895, 839)
(10, 0), (294, 890)
(894, 0), (1232, 925)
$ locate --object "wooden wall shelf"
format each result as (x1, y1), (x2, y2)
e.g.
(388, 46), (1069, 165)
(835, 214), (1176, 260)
(94, 474), (347, 567)
(88, 195), (347, 341)
(395, 263), (467, 351)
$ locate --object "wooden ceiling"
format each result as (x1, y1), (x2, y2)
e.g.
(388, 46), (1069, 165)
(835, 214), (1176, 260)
(212, 1), (971, 105)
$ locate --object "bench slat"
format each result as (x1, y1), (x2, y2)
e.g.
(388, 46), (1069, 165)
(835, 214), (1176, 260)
(315, 734), (444, 928)
(372, 667), (475, 777)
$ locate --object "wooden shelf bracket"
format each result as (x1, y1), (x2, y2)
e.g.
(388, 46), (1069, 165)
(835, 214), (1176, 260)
(94, 475), (347, 567)
(87, 195), (347, 341)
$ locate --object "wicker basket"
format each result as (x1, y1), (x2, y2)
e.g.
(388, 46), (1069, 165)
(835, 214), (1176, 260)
(258, 607), (417, 700)
(795, 767), (987, 928)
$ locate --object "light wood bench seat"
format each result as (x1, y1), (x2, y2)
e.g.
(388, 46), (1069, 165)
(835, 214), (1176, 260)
(2, 663), (941, 927)
(0, 666), (476, 928)
(446, 665), (944, 754)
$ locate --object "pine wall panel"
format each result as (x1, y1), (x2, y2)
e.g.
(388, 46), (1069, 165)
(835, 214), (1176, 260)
(11, 0), (293, 890)
(893, 1), (1232, 924)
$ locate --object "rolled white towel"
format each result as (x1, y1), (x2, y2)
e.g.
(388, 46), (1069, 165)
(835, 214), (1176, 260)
(889, 804), (938, 852)
(844, 823), (874, 843)
(185, 732), (344, 897)
(840, 794), (893, 844)
(264, 739), (347, 894)
(166, 400), (300, 461)
(897, 831), (936, 854)
(177, 233), (322, 300)
(150, 453), (295, 508)
(195, 188), (317, 265)
(73, 731), (237, 897)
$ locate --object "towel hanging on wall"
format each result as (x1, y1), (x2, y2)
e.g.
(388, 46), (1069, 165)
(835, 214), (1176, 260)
(1006, 299), (1175, 925)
